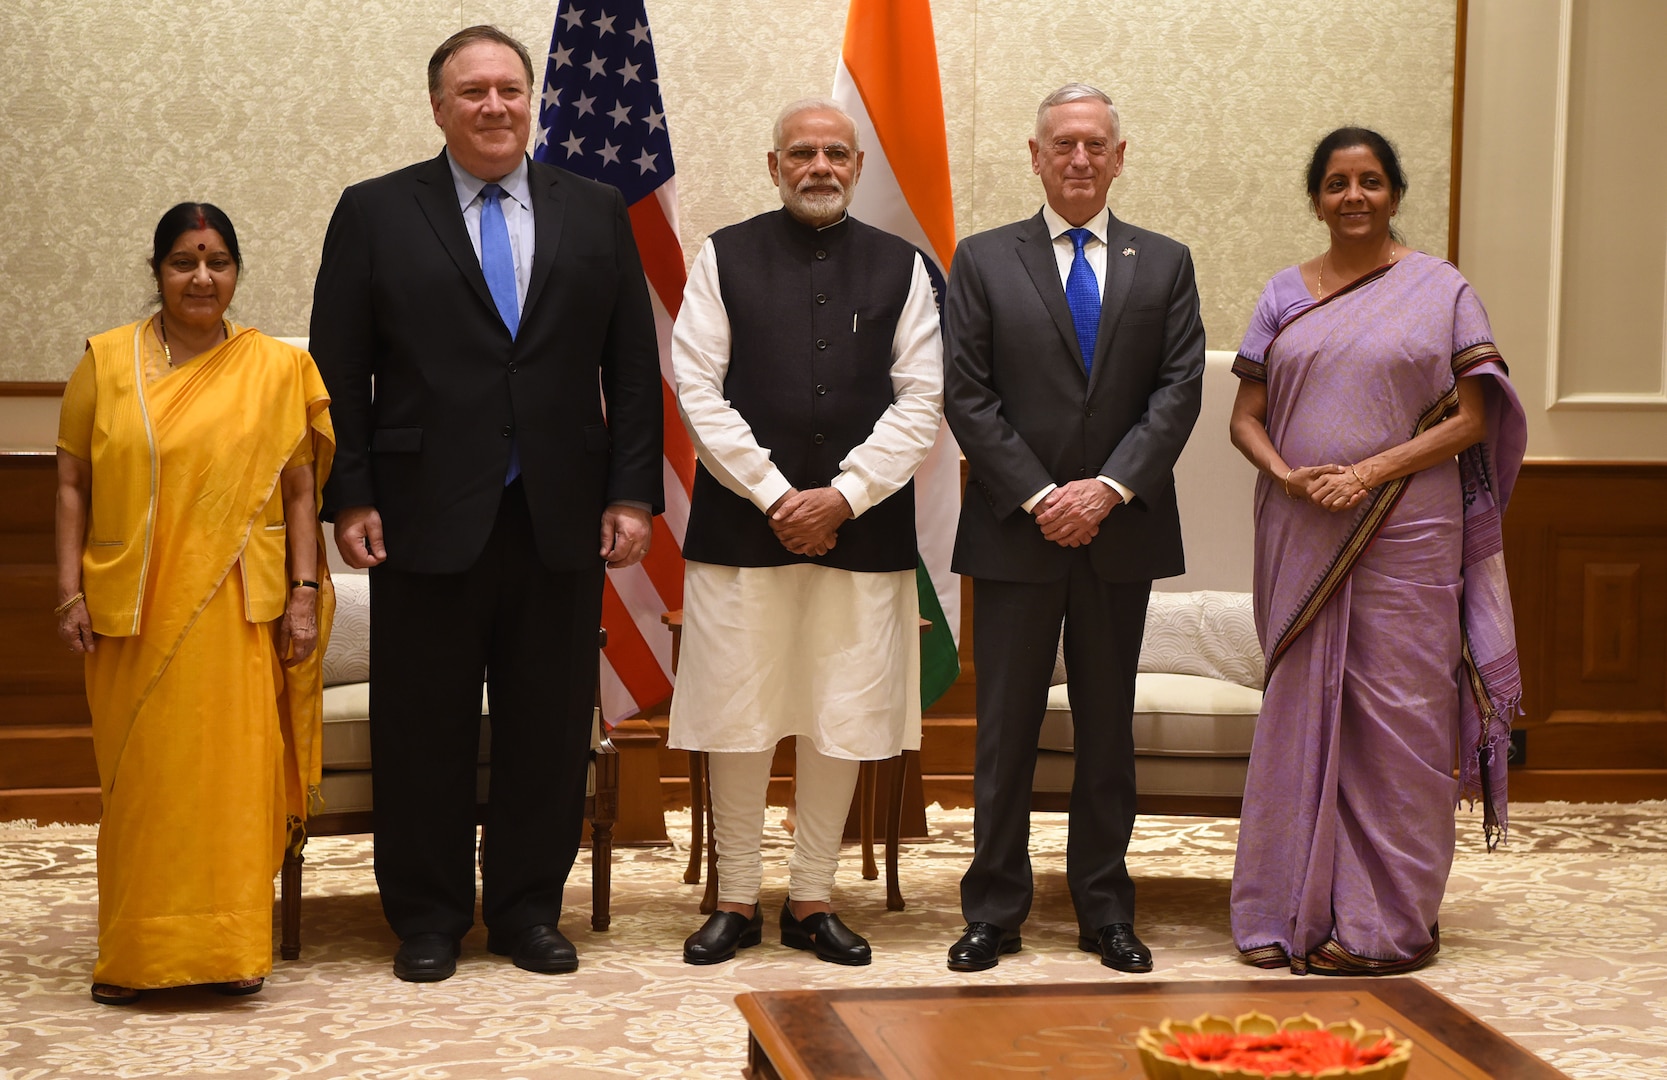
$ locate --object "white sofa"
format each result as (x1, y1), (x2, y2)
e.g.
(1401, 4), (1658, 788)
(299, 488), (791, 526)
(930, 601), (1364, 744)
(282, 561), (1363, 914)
(1037, 589), (1264, 815)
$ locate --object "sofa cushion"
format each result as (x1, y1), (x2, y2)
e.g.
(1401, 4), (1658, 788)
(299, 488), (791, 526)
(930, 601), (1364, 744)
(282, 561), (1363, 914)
(1040, 674), (1261, 756)
(1032, 749), (1251, 799)
(321, 573), (370, 687)
(1050, 589), (1263, 689)
(321, 684), (492, 771)
(318, 765), (492, 816)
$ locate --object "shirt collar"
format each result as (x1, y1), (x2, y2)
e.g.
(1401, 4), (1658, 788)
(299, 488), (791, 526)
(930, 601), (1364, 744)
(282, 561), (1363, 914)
(1042, 203), (1110, 245)
(446, 150), (532, 212)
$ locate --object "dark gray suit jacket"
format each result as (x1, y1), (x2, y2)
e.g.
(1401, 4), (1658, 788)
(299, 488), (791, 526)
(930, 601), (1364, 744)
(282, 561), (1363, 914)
(945, 209), (1204, 584)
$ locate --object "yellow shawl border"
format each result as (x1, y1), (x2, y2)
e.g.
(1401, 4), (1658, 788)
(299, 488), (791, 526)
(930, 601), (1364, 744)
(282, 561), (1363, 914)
(1265, 382), (1461, 678)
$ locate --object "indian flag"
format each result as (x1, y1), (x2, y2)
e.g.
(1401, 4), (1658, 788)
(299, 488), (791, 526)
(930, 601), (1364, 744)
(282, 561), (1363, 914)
(832, 0), (962, 706)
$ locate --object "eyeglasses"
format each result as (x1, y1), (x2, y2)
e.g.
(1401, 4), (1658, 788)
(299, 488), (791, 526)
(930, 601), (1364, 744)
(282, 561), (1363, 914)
(776, 144), (854, 166)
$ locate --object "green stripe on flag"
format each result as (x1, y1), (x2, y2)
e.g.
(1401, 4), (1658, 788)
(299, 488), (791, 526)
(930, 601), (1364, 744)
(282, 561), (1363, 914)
(917, 557), (960, 708)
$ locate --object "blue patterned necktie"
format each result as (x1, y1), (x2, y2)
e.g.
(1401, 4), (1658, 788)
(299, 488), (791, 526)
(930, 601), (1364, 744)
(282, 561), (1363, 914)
(480, 183), (521, 483)
(1064, 227), (1100, 377)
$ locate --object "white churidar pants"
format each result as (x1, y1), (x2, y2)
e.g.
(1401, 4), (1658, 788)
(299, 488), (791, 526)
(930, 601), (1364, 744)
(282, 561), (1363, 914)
(708, 738), (861, 905)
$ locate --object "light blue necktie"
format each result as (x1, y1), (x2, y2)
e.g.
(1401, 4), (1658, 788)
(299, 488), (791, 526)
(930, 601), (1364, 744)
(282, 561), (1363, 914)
(480, 183), (521, 483)
(1064, 227), (1099, 378)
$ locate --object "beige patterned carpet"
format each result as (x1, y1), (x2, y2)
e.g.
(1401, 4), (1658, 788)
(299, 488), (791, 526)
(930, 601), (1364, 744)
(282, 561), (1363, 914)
(2, 803), (1664, 1079)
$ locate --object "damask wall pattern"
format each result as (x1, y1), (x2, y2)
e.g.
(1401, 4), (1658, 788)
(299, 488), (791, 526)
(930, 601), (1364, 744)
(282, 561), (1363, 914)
(0, 0), (1454, 382)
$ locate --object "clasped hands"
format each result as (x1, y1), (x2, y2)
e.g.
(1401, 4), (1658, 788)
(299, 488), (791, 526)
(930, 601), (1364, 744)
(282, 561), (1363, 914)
(1286, 463), (1371, 512)
(768, 487), (852, 557)
(1033, 479), (1119, 547)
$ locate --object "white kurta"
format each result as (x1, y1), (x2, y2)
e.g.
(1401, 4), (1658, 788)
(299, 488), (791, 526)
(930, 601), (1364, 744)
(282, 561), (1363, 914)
(668, 233), (944, 760)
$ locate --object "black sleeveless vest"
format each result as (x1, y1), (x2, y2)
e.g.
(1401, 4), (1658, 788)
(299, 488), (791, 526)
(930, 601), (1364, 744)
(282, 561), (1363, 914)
(680, 210), (919, 572)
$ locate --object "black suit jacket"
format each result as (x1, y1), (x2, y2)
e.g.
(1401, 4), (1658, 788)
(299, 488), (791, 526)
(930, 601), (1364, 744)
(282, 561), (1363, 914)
(311, 151), (664, 574)
(945, 210), (1204, 584)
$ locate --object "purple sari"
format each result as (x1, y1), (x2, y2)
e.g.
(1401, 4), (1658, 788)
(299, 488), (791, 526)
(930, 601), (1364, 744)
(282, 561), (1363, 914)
(1228, 252), (1526, 974)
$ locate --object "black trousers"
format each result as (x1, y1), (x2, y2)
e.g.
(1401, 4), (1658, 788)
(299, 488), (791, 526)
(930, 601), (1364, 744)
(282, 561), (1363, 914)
(368, 481), (604, 941)
(960, 554), (1151, 933)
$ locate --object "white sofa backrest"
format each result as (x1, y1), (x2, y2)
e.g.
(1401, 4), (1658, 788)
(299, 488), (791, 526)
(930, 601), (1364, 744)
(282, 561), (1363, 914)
(1162, 350), (1258, 594)
(321, 573), (371, 687)
(1138, 590), (1263, 689)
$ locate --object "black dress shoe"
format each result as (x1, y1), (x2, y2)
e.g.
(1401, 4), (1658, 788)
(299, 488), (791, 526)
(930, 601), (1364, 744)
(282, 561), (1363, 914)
(1079, 923), (1153, 973)
(947, 922), (1022, 972)
(779, 901), (871, 966)
(683, 907), (764, 965)
(487, 924), (578, 974)
(393, 932), (460, 982)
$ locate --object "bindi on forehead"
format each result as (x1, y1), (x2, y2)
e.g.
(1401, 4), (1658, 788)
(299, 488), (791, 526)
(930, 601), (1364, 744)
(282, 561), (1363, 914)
(198, 243), (206, 251)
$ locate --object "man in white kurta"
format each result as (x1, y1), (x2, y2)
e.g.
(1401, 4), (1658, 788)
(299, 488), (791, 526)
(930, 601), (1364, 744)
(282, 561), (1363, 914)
(670, 99), (943, 967)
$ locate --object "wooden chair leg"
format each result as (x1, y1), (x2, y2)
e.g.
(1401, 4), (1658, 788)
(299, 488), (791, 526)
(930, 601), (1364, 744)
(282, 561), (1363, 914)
(885, 751), (909, 911)
(684, 750), (706, 885)
(590, 819), (613, 932)
(700, 759), (719, 914)
(859, 760), (879, 881)
(280, 846), (303, 960)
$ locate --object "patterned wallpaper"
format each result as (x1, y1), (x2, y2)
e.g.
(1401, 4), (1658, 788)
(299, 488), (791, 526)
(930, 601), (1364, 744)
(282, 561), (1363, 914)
(0, 0), (1455, 382)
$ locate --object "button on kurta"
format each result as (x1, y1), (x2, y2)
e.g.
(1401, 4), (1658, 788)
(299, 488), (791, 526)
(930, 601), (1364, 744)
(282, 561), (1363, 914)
(816, 293), (828, 304)
(813, 434), (825, 444)
(816, 384), (827, 395)
(816, 339), (828, 350)
(500, 426), (512, 437)
(815, 250), (827, 260)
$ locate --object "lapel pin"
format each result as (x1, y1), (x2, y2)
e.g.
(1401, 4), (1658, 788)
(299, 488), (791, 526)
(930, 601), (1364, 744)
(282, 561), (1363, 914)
(1122, 247), (1136, 257)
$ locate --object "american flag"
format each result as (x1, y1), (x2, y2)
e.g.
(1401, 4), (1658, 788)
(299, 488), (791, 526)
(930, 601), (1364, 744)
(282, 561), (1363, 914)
(533, 1), (692, 725)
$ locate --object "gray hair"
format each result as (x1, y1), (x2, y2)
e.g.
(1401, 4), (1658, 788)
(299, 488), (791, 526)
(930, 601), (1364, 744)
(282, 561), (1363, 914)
(772, 97), (860, 152)
(1034, 83), (1120, 144)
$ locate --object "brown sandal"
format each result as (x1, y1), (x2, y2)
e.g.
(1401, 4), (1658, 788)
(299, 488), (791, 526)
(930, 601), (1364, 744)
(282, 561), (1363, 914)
(91, 983), (140, 1006)
(212, 977), (265, 996)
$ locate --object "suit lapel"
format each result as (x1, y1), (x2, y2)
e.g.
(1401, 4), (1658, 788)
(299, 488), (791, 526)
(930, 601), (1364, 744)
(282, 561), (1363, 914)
(1089, 213), (1139, 395)
(1016, 212), (1087, 380)
(412, 151), (500, 321)
(523, 161), (566, 321)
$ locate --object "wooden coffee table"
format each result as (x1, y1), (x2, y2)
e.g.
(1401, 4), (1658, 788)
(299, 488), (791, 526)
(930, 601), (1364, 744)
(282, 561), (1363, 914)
(735, 978), (1569, 1079)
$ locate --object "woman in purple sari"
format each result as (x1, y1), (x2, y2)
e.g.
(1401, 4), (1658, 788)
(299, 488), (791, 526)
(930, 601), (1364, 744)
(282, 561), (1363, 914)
(1226, 128), (1526, 975)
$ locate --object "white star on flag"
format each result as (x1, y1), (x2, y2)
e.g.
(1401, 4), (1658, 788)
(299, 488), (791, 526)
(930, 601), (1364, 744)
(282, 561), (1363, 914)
(597, 140), (621, 165)
(573, 92), (596, 116)
(643, 106), (665, 132)
(632, 148), (658, 174)
(541, 85), (563, 110)
(607, 102), (632, 127)
(560, 8), (585, 29)
(627, 20), (650, 46)
(583, 53), (608, 79)
(561, 133), (584, 157)
(618, 59), (641, 84)
(593, 13), (616, 36)
(549, 44), (572, 70)
(533, 126), (550, 152)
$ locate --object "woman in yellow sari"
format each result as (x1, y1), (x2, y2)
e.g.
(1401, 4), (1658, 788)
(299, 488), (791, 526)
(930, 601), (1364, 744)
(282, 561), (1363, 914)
(54, 203), (334, 1005)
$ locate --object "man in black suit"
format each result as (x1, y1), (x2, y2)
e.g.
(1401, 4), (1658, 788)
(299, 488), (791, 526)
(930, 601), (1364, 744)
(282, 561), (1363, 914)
(310, 26), (663, 982)
(943, 84), (1203, 974)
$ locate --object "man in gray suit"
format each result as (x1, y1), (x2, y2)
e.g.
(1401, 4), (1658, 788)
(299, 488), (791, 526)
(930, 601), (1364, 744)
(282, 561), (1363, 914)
(943, 84), (1203, 973)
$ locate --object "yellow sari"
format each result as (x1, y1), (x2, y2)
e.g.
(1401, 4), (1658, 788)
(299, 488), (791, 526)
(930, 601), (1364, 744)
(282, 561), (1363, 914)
(60, 321), (334, 989)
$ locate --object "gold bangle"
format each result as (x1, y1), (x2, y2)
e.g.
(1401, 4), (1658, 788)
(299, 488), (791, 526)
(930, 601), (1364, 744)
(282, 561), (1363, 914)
(54, 591), (85, 617)
(290, 579), (319, 590)
(1283, 468), (1295, 498)
(1349, 465), (1367, 489)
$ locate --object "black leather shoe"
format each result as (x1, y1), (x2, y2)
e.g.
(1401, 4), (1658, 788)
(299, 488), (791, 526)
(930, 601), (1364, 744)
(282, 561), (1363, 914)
(779, 901), (871, 966)
(947, 922), (1022, 972)
(393, 932), (460, 982)
(487, 924), (578, 974)
(683, 907), (764, 965)
(1079, 923), (1153, 972)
